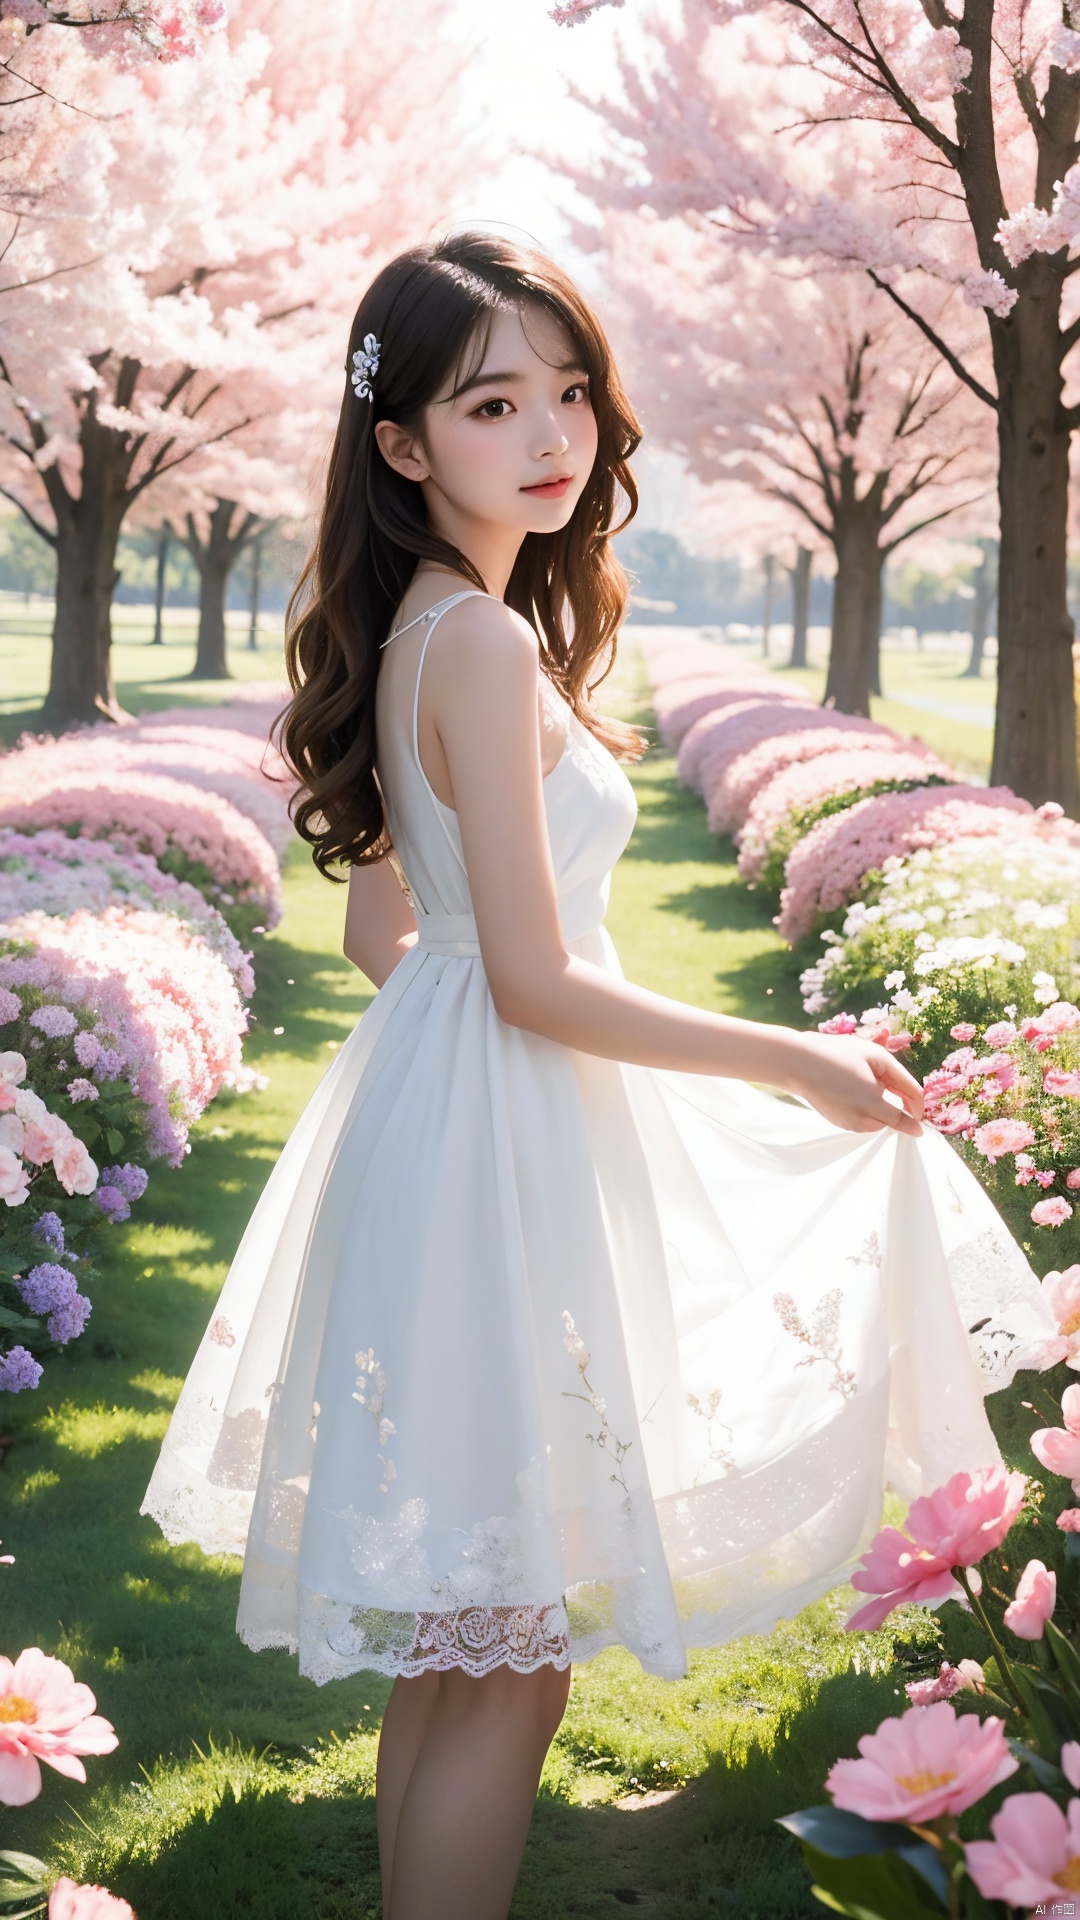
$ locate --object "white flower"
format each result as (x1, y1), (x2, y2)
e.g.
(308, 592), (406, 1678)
(1033, 971), (1059, 1005)
(562, 1310), (588, 1361)
(883, 970), (905, 992)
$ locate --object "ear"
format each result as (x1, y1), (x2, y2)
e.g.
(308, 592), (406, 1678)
(374, 419), (431, 484)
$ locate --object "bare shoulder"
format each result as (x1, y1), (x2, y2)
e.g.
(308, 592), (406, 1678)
(429, 594), (539, 688)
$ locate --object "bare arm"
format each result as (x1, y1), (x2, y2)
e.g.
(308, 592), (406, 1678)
(343, 854), (418, 991)
(423, 600), (923, 1138)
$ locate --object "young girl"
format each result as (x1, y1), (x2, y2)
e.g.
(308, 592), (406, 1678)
(143, 232), (1053, 1920)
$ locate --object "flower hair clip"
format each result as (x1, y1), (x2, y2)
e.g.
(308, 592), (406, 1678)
(351, 333), (381, 403)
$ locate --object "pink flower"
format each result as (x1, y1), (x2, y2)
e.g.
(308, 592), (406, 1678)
(983, 1021), (1017, 1047)
(884, 1032), (913, 1052)
(0, 1145), (29, 1208)
(51, 1134), (97, 1199)
(1034, 1169), (1058, 1188)
(1031, 1383), (1080, 1491)
(48, 1881), (135, 1920)
(1058, 1508), (1080, 1531)
(818, 1013), (857, 1034)
(1036, 1001), (1080, 1035)
(1042, 1266), (1080, 1366)
(930, 1101), (974, 1136)
(0, 1648), (118, 1806)
(710, 719), (892, 831)
(735, 745), (956, 882)
(1003, 1559), (1056, 1639)
(826, 1702), (1017, 1824)
(846, 1466), (1026, 1631)
(1045, 1067), (1080, 1098)
(972, 1117), (1036, 1163)
(1033, 1196), (1073, 1227)
(1068, 1170), (1080, 1190)
(1064, 1743), (1080, 1790)
(950, 1023), (978, 1042)
(965, 1793), (1080, 1904)
(904, 1659), (984, 1705)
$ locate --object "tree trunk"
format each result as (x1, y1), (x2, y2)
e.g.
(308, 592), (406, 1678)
(761, 553), (775, 659)
(787, 545), (812, 668)
(152, 524), (169, 646)
(963, 542), (997, 679)
(185, 500), (257, 680)
(248, 532), (262, 650)
(989, 273), (1077, 809)
(823, 512), (883, 716)
(40, 411), (130, 730)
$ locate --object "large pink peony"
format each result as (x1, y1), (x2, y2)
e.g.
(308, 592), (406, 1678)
(1042, 1266), (1080, 1367)
(1003, 1559), (1056, 1640)
(846, 1465), (1026, 1631)
(972, 1117), (1036, 1164)
(51, 1134), (98, 1199)
(965, 1793), (1080, 1904)
(49, 1880), (136, 1920)
(0, 1648), (118, 1805)
(827, 1702), (1017, 1824)
(0, 1144), (29, 1207)
(1031, 1382), (1080, 1493)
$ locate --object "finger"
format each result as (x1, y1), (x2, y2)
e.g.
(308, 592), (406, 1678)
(875, 1094), (923, 1137)
(872, 1052), (925, 1119)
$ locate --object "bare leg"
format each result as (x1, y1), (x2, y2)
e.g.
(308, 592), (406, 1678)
(383, 1663), (571, 1920)
(376, 1673), (441, 1908)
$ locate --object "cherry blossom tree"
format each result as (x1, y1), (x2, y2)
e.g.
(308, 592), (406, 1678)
(0, 0), (474, 727)
(560, 0), (1080, 813)
(592, 212), (993, 712)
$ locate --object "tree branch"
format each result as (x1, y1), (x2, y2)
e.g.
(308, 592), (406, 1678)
(867, 269), (999, 410)
(0, 486), (57, 548)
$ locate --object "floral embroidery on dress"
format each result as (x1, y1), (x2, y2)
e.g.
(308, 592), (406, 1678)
(846, 1231), (883, 1272)
(353, 1346), (396, 1493)
(686, 1387), (735, 1482)
(773, 1288), (857, 1399)
(209, 1315), (235, 1347)
(562, 1311), (633, 1492)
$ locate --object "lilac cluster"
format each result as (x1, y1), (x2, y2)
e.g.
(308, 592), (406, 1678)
(28, 1004), (78, 1040)
(0, 1347), (43, 1393)
(93, 1162), (148, 1224)
(18, 1263), (92, 1346)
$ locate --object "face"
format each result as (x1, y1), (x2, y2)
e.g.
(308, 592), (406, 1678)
(374, 304), (600, 554)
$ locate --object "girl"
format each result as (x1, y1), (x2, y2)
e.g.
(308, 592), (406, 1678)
(143, 232), (1053, 1920)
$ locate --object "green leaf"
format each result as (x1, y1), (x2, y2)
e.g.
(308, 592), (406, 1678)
(799, 1842), (948, 1920)
(104, 1129), (124, 1154)
(1066, 1534), (1080, 1563)
(1046, 1620), (1080, 1696)
(778, 1810), (948, 1899)
(0, 1306), (38, 1335)
(1011, 1663), (1080, 1749)
(1008, 1736), (1066, 1790)
(0, 1850), (47, 1914)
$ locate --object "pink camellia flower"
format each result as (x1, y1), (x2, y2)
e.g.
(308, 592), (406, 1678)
(1031, 1383), (1080, 1492)
(1059, 1508), (1080, 1532)
(983, 1021), (1017, 1047)
(0, 1145), (29, 1208)
(965, 1793), (1080, 1905)
(0, 1648), (118, 1805)
(51, 1135), (97, 1199)
(1033, 1196), (1074, 1228)
(48, 1880), (135, 1920)
(827, 1702), (1017, 1825)
(846, 1465), (1026, 1631)
(1045, 1068), (1080, 1099)
(904, 1659), (985, 1706)
(973, 1117), (1036, 1163)
(950, 1022), (978, 1042)
(1003, 1559), (1056, 1640)
(818, 1012), (857, 1035)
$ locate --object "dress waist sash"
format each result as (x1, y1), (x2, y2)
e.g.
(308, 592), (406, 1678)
(414, 877), (607, 957)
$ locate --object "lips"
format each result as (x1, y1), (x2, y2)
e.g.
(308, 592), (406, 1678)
(521, 475), (572, 499)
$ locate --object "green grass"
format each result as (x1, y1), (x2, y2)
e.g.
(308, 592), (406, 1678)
(0, 630), (1030, 1917)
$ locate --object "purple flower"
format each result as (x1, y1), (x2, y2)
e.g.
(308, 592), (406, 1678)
(0, 1346), (43, 1392)
(73, 1031), (101, 1070)
(93, 1185), (130, 1224)
(18, 1263), (76, 1316)
(93, 1047), (123, 1082)
(48, 1293), (91, 1346)
(100, 1163), (148, 1204)
(31, 1211), (64, 1255)
(29, 1005), (77, 1040)
(66, 1079), (99, 1104)
(0, 989), (20, 1026)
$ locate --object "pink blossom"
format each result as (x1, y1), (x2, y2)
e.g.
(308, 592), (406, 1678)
(1045, 1067), (1080, 1098)
(1065, 1743), (1080, 1789)
(0, 1145), (29, 1208)
(709, 720), (896, 832)
(971, 1118), (1036, 1164)
(1035, 1000), (1080, 1035)
(930, 1101), (974, 1136)
(777, 787), (1033, 941)
(982, 1021), (1017, 1047)
(1003, 1559), (1056, 1640)
(904, 1659), (983, 1705)
(950, 1023), (977, 1042)
(1031, 1383), (1080, 1492)
(885, 1032), (913, 1052)
(1032, 1196), (1073, 1228)
(818, 1012), (857, 1034)
(846, 1465), (1026, 1631)
(736, 745), (957, 882)
(1058, 1508), (1080, 1532)
(965, 1793), (1080, 1905)
(51, 1135), (98, 1199)
(0, 1648), (118, 1806)
(682, 696), (817, 793)
(826, 1702), (1017, 1824)
(1068, 1170), (1080, 1190)
(48, 1883), (135, 1920)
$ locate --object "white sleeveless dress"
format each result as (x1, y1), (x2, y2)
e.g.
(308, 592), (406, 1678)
(141, 590), (1056, 1685)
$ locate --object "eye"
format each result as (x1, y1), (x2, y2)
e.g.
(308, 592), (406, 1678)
(563, 382), (590, 405)
(473, 398), (513, 419)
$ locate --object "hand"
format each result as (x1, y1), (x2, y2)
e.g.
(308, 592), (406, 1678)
(785, 1032), (925, 1138)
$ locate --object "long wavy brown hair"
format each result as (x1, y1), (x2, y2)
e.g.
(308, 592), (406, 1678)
(277, 230), (648, 880)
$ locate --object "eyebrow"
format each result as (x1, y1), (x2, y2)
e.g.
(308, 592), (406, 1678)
(450, 360), (589, 401)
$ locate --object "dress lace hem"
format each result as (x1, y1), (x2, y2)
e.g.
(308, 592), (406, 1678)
(240, 1601), (572, 1682)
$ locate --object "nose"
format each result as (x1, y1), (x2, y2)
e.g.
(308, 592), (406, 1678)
(531, 404), (570, 462)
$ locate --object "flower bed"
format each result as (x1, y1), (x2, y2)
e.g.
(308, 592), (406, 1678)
(737, 745), (958, 887)
(0, 690), (291, 1396)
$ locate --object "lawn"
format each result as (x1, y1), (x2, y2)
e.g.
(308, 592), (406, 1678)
(0, 623), (1021, 1918)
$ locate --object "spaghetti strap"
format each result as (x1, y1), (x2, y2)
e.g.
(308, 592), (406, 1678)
(378, 587), (489, 650)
